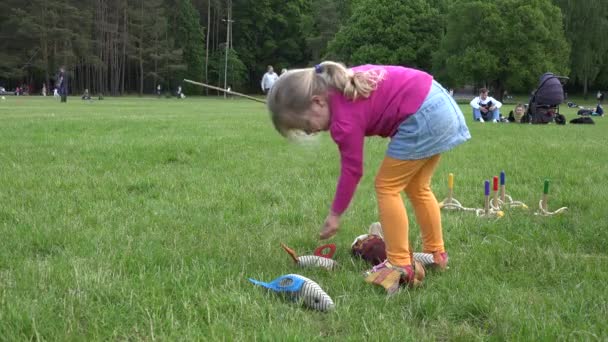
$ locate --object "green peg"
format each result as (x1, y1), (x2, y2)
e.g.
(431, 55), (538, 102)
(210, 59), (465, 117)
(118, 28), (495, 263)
(543, 179), (550, 195)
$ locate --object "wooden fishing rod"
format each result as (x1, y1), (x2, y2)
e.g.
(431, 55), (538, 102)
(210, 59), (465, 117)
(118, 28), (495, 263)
(183, 79), (267, 104)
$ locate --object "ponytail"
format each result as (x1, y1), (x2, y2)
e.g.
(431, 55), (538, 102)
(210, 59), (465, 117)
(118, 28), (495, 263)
(316, 61), (384, 100)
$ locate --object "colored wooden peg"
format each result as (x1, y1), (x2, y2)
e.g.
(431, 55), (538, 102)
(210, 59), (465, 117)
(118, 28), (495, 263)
(500, 171), (506, 203)
(536, 179), (567, 216)
(541, 179), (550, 210)
(484, 180), (490, 215)
(477, 179), (504, 218)
(494, 170), (528, 210)
(439, 173), (476, 212)
(492, 176), (500, 209)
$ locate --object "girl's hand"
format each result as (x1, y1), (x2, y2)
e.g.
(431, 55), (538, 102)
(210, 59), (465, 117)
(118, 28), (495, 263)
(319, 212), (340, 240)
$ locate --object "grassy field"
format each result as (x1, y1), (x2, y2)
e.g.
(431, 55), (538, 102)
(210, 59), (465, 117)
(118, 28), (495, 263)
(0, 95), (607, 340)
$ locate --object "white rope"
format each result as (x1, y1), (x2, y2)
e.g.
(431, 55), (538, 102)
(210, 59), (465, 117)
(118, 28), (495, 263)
(475, 208), (504, 218)
(439, 197), (502, 218)
(535, 200), (568, 216)
(438, 198), (479, 212)
(490, 194), (528, 211)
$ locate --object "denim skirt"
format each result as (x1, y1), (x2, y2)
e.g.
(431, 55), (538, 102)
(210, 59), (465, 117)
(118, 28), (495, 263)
(386, 80), (471, 160)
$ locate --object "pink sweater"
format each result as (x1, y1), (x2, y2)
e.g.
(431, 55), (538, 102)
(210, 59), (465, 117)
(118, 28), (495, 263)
(328, 65), (433, 215)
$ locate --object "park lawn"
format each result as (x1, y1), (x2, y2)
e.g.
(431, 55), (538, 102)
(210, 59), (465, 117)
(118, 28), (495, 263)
(0, 96), (607, 340)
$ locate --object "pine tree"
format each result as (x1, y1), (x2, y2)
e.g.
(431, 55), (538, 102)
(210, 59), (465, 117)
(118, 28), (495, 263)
(174, 0), (205, 94)
(554, 0), (608, 97)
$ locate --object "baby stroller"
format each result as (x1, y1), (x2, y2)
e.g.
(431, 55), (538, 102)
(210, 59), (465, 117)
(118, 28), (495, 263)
(522, 72), (568, 124)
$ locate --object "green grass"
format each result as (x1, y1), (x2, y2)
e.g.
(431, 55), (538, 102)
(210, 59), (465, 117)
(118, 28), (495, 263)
(0, 95), (607, 340)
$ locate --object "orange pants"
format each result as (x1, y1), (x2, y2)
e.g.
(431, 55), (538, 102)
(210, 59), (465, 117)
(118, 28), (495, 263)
(375, 154), (444, 266)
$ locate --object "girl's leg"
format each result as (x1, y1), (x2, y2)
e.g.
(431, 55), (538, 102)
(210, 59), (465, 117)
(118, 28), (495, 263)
(404, 154), (445, 254)
(375, 155), (433, 267)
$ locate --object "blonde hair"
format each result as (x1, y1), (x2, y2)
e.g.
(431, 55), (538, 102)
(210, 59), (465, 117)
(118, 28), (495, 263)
(267, 61), (384, 136)
(513, 103), (526, 122)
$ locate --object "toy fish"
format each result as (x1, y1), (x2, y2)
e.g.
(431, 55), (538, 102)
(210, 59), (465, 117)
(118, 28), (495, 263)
(412, 252), (436, 267)
(249, 274), (335, 312)
(351, 234), (438, 268)
(351, 222), (443, 268)
(281, 243), (338, 270)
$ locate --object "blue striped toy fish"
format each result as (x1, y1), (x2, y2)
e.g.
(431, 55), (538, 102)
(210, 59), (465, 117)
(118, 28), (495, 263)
(249, 274), (335, 312)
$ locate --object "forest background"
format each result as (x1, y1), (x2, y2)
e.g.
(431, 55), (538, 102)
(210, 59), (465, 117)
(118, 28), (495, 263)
(0, 0), (606, 99)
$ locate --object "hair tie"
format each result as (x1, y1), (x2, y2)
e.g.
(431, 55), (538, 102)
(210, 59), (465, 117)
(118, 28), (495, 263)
(314, 64), (323, 74)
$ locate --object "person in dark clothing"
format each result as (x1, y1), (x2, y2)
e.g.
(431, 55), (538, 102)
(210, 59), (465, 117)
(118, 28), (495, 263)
(58, 67), (68, 103)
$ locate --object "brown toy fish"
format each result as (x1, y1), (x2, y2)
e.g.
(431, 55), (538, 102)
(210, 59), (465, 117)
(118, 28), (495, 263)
(281, 243), (338, 270)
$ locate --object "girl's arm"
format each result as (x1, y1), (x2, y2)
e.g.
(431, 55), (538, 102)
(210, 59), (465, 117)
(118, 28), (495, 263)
(319, 130), (364, 240)
(330, 128), (365, 215)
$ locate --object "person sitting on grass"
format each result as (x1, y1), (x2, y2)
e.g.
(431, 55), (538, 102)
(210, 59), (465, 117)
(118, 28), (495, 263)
(470, 88), (502, 123)
(508, 103), (527, 123)
(577, 104), (604, 116)
(81, 89), (91, 100)
(267, 61), (471, 293)
(176, 85), (186, 99)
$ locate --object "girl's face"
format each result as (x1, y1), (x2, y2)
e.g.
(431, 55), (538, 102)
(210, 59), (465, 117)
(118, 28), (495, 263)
(515, 107), (525, 115)
(282, 95), (330, 135)
(303, 95), (331, 134)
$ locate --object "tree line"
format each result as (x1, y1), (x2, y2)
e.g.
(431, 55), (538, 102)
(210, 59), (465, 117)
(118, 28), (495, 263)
(0, 0), (606, 98)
